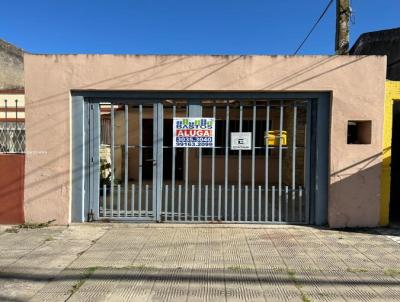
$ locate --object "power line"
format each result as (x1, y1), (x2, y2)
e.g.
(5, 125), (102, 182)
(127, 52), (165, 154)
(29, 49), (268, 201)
(294, 0), (334, 55)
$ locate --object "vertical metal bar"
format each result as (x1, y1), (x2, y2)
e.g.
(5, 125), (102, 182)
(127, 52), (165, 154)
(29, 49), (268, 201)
(211, 184), (215, 221)
(184, 148), (188, 221)
(15, 100), (18, 151)
(238, 103), (243, 222)
(138, 186), (142, 217)
(292, 103), (297, 222)
(117, 184), (121, 217)
(299, 186), (303, 222)
(218, 185), (222, 221)
(191, 185), (195, 221)
(211, 102), (216, 221)
(145, 184), (149, 217)
(131, 184), (135, 217)
(231, 185), (235, 221)
(205, 185), (208, 221)
(153, 104), (157, 220)
(190, 102), (203, 222)
(305, 101), (312, 224)
(171, 103), (176, 222)
(178, 185), (182, 221)
(258, 186), (261, 222)
(154, 103), (163, 222)
(110, 104), (115, 217)
(224, 102), (229, 222)
(265, 186), (268, 222)
(198, 103), (203, 222)
(4, 100), (7, 150)
(92, 103), (101, 220)
(272, 185), (275, 222)
(138, 105), (143, 217)
(198, 148), (202, 221)
(251, 101), (256, 222)
(124, 105), (129, 216)
(265, 103), (270, 222)
(285, 186), (289, 222)
(102, 185), (106, 217)
(171, 184), (175, 221)
(198, 185), (202, 222)
(245, 185), (248, 221)
(165, 185), (169, 221)
(184, 105), (189, 222)
(88, 104), (95, 219)
(278, 101), (283, 222)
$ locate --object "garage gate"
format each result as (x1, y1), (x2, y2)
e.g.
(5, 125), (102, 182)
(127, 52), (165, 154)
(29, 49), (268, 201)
(85, 96), (317, 224)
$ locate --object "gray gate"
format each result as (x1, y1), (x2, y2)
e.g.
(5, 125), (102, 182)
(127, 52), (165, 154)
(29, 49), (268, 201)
(93, 98), (312, 224)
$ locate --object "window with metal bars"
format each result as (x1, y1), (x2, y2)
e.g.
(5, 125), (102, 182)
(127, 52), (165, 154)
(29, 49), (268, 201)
(0, 122), (25, 153)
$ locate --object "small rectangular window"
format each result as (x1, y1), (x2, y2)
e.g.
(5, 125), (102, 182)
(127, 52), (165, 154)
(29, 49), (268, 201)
(347, 120), (372, 144)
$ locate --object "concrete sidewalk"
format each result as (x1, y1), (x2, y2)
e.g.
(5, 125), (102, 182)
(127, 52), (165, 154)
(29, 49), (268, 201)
(0, 224), (399, 301)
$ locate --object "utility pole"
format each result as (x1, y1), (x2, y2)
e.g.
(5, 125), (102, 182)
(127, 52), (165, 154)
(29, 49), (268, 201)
(335, 0), (350, 54)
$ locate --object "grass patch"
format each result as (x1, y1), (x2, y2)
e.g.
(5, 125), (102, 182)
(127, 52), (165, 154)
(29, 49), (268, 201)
(5, 220), (56, 234)
(227, 265), (243, 271)
(384, 269), (400, 277)
(19, 220), (56, 229)
(128, 264), (151, 270)
(4, 228), (19, 233)
(301, 294), (312, 302)
(346, 268), (368, 273)
(45, 236), (55, 242)
(287, 269), (296, 278)
(286, 269), (311, 302)
(227, 265), (254, 271)
(68, 267), (98, 296)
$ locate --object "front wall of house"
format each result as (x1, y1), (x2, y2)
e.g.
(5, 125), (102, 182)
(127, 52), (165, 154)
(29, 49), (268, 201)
(23, 54), (386, 227)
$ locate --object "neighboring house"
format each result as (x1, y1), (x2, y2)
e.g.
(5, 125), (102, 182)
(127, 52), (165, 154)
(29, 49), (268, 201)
(350, 27), (400, 80)
(0, 38), (24, 90)
(351, 28), (400, 225)
(0, 38), (25, 152)
(0, 39), (25, 224)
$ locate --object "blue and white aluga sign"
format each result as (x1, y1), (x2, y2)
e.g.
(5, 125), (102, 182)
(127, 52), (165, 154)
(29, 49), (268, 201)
(173, 117), (215, 148)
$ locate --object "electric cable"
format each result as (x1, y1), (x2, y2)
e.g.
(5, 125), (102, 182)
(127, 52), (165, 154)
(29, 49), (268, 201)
(293, 0), (334, 54)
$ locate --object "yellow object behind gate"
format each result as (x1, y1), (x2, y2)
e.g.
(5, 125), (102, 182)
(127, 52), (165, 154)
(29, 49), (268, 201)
(265, 130), (287, 146)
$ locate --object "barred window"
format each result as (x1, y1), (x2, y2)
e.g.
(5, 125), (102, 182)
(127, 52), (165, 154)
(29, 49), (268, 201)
(0, 122), (25, 153)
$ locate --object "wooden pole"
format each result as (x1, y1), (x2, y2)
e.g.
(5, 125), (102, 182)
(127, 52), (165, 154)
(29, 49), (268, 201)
(335, 0), (350, 54)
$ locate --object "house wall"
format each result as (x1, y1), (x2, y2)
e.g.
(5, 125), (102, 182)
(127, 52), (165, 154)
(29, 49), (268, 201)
(23, 54), (386, 227)
(0, 39), (24, 90)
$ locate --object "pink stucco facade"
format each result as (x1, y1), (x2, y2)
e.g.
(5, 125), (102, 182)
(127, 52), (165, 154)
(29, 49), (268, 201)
(23, 54), (386, 227)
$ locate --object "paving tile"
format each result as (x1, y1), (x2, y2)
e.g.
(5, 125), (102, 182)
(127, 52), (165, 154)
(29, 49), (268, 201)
(0, 224), (399, 301)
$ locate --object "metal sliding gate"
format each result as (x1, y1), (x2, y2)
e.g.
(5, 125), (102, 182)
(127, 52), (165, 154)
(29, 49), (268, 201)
(91, 98), (313, 224)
